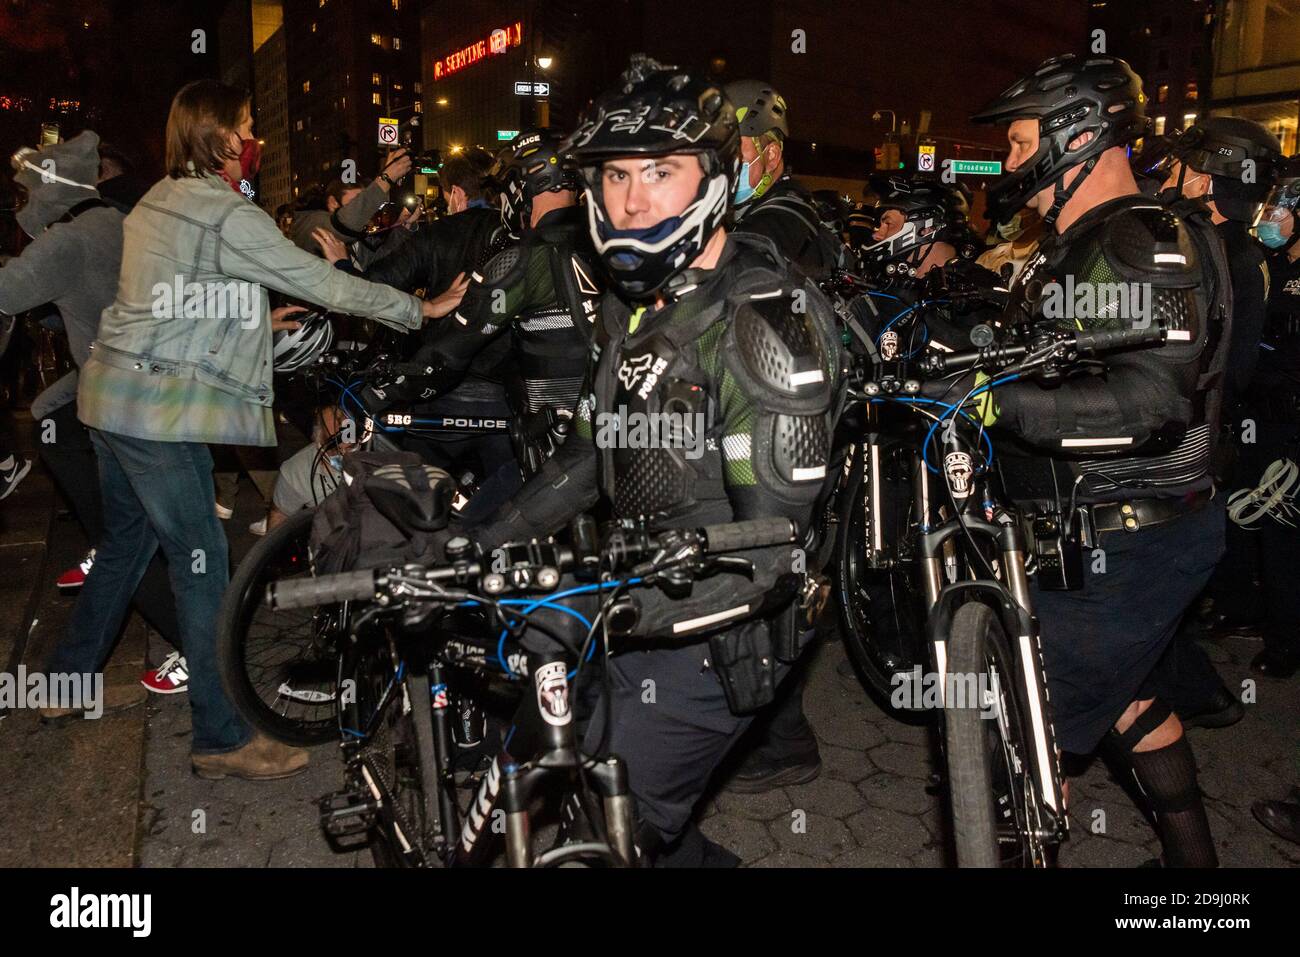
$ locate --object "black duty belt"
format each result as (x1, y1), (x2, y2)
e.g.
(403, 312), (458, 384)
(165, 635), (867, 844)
(1088, 488), (1213, 534)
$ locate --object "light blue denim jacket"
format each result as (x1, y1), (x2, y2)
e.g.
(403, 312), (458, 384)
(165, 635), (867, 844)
(88, 171), (421, 410)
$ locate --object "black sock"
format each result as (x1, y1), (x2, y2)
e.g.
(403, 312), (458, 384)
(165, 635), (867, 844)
(1126, 735), (1219, 868)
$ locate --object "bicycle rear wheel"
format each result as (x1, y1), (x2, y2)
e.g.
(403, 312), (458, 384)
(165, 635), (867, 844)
(942, 600), (1044, 867)
(216, 508), (343, 745)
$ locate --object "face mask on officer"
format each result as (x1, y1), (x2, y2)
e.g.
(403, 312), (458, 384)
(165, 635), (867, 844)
(996, 213), (1023, 241)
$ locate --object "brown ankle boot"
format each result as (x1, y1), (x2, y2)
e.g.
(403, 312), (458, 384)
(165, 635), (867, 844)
(191, 732), (309, 781)
(40, 684), (147, 725)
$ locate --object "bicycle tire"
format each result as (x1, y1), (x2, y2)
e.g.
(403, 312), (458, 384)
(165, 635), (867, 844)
(942, 600), (1042, 868)
(338, 638), (441, 868)
(835, 449), (928, 704)
(216, 508), (342, 745)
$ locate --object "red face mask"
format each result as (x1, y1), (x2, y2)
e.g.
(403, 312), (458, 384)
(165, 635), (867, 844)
(221, 138), (262, 195)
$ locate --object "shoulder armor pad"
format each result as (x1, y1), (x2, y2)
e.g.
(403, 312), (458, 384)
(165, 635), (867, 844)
(1102, 204), (1200, 287)
(476, 243), (525, 287)
(729, 291), (830, 402)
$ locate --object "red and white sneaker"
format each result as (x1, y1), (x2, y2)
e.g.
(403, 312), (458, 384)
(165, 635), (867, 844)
(141, 652), (190, 695)
(56, 548), (96, 592)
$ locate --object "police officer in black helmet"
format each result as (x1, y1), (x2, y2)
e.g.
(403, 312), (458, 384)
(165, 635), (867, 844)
(361, 128), (601, 519)
(714, 78), (851, 795)
(968, 53), (1226, 867)
(725, 79), (846, 283)
(467, 56), (840, 865)
(1149, 121), (1286, 671)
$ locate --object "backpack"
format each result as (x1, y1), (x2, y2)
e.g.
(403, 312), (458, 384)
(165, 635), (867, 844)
(309, 450), (453, 574)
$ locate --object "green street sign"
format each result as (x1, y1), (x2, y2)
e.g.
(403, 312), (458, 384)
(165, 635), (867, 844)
(497, 129), (520, 141)
(951, 160), (1003, 176)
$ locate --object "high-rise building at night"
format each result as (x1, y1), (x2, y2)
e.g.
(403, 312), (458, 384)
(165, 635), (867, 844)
(1209, 0), (1299, 154)
(253, 1), (293, 212)
(280, 0), (424, 201)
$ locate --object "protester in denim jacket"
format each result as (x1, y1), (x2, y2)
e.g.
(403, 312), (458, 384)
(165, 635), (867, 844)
(48, 80), (463, 780)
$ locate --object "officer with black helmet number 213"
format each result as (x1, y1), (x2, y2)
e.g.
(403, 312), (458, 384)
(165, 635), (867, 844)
(964, 54), (1228, 867)
(465, 55), (841, 865)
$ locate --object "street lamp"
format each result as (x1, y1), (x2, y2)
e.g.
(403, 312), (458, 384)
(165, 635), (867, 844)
(536, 56), (553, 71)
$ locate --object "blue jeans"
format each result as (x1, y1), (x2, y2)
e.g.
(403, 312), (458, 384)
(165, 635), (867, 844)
(47, 430), (251, 753)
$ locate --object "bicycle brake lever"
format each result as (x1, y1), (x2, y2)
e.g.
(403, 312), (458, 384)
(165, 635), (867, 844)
(704, 555), (756, 580)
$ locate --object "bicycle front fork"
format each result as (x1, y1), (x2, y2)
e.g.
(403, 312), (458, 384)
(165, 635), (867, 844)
(455, 649), (638, 867)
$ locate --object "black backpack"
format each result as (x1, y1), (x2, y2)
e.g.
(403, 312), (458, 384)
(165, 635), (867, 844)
(310, 450), (453, 574)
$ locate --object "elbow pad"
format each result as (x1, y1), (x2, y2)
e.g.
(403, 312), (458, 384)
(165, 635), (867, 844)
(719, 286), (838, 531)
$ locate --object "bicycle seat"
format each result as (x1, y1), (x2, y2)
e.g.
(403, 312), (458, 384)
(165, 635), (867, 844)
(364, 462), (455, 535)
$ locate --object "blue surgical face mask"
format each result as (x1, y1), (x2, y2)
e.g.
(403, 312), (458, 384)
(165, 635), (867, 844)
(733, 161), (756, 205)
(1254, 220), (1289, 249)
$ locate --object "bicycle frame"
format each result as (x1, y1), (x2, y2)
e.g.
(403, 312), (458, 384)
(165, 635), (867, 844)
(329, 610), (638, 868)
(908, 431), (1068, 845)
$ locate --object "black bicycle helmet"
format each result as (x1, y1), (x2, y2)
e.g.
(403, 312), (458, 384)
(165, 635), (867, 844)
(564, 54), (739, 299)
(487, 127), (581, 239)
(971, 53), (1147, 225)
(858, 175), (971, 274)
(1157, 117), (1283, 222)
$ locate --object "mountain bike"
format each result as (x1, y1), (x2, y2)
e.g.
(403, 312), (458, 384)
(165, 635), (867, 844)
(259, 497), (797, 868)
(839, 313), (1166, 866)
(215, 348), (552, 746)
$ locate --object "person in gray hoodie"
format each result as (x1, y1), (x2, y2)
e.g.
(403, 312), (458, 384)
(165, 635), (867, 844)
(0, 130), (183, 664)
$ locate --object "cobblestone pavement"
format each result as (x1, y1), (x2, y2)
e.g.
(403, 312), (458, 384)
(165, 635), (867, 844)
(140, 616), (1300, 868)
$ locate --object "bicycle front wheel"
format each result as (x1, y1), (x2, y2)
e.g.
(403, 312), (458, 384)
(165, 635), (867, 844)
(216, 508), (344, 745)
(942, 600), (1045, 868)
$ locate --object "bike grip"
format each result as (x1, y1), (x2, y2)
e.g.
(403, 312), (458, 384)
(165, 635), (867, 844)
(266, 570), (377, 610)
(700, 517), (796, 553)
(1074, 326), (1166, 353)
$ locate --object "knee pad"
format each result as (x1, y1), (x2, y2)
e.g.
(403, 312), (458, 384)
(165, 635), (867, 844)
(1106, 700), (1202, 816)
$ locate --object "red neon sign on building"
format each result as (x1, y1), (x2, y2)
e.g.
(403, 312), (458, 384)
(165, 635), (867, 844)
(433, 22), (523, 80)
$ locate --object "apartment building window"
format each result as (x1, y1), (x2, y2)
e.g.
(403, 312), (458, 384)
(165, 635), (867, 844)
(295, 119), (304, 131)
(1183, 113), (1197, 128)
(370, 33), (381, 45)
(392, 0), (401, 9)
(1156, 83), (1168, 104)
(414, 101), (422, 113)
(311, 22), (316, 33)
(393, 37), (402, 50)
(1185, 82), (1198, 101)
(302, 80), (311, 93)
(372, 72), (381, 85)
(372, 92), (382, 105)
(413, 81), (421, 94)
(1154, 116), (1166, 135)
(393, 82), (402, 91)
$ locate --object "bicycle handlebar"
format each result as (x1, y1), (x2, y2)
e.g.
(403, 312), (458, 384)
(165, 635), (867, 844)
(265, 517), (797, 611)
(916, 325), (1167, 376)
